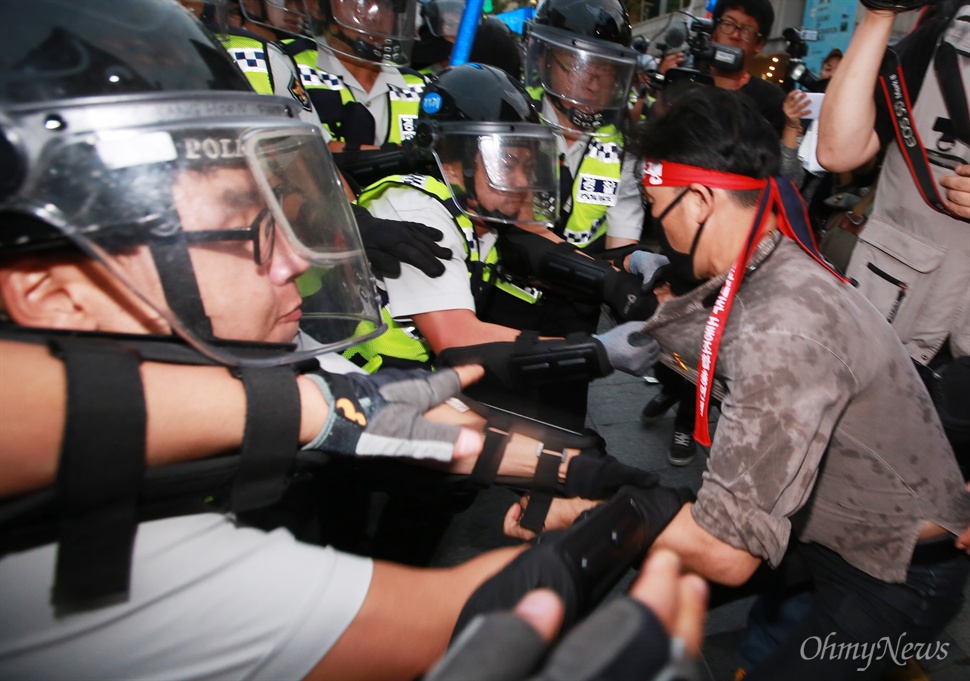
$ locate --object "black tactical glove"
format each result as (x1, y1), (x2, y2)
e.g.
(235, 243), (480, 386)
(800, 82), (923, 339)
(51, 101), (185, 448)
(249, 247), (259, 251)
(351, 204), (452, 279)
(302, 367), (466, 462)
(602, 270), (658, 322)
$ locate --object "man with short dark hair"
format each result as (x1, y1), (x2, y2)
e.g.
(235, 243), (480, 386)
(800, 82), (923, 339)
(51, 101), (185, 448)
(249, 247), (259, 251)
(642, 0), (788, 466)
(709, 0), (786, 133)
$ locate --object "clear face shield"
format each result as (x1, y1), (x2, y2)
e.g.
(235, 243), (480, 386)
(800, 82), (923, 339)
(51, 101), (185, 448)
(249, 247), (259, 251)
(5, 93), (383, 366)
(239, 0), (312, 37)
(315, 0), (418, 66)
(430, 122), (559, 228)
(524, 23), (637, 133)
(424, 0), (464, 38)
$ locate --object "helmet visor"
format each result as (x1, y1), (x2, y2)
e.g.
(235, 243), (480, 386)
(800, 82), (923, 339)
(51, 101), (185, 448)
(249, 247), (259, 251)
(10, 94), (383, 366)
(319, 0), (417, 65)
(525, 24), (637, 120)
(425, 0), (465, 38)
(240, 0), (312, 37)
(432, 123), (559, 227)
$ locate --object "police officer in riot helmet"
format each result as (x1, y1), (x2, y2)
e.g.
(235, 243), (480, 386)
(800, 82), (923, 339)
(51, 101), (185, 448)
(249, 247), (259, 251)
(0, 3), (560, 679)
(522, 0), (646, 261)
(414, 64), (559, 230)
(239, 0), (310, 39)
(346, 63), (566, 401)
(282, 0), (426, 153)
(525, 0), (638, 135)
(350, 63), (659, 427)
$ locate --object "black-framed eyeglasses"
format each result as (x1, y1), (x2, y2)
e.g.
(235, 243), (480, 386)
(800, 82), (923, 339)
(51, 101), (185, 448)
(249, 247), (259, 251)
(715, 18), (762, 43)
(182, 206), (276, 266)
(550, 52), (573, 75)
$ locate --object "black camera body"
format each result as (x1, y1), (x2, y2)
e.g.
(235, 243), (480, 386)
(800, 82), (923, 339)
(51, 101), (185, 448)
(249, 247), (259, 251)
(783, 27), (824, 91)
(651, 17), (745, 89)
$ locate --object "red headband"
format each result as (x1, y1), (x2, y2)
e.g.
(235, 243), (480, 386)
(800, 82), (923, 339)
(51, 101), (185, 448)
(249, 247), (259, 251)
(641, 159), (848, 446)
(640, 160), (767, 192)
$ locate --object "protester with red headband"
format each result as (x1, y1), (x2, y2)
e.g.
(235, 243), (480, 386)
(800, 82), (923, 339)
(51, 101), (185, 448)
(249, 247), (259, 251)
(506, 85), (969, 680)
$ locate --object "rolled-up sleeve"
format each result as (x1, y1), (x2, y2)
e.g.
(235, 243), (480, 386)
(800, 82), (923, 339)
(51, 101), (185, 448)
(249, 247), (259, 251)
(691, 330), (857, 567)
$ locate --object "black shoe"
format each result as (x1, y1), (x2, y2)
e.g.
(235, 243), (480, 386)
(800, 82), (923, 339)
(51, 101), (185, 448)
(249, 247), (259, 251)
(668, 429), (697, 466)
(641, 391), (678, 423)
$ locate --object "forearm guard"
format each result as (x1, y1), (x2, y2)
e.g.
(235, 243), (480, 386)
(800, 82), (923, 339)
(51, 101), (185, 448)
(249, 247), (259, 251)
(453, 485), (685, 638)
(498, 228), (612, 301)
(333, 143), (435, 188)
(497, 229), (657, 321)
(435, 331), (612, 390)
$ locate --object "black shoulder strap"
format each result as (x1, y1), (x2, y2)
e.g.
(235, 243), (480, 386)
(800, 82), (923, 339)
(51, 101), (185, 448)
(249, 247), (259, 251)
(230, 366), (301, 513)
(280, 36), (317, 58)
(934, 12), (970, 145)
(51, 338), (146, 612)
(878, 48), (970, 223)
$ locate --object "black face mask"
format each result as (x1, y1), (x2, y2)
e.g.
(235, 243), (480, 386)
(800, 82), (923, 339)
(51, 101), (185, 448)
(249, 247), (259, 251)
(653, 188), (710, 294)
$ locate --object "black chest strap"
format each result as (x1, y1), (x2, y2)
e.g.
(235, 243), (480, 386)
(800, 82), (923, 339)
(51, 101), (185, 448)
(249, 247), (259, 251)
(51, 338), (146, 612)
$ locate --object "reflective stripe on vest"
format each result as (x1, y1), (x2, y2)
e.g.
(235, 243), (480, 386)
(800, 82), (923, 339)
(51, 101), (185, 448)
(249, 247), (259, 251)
(220, 34), (273, 95)
(287, 46), (424, 144)
(344, 174), (541, 372)
(527, 85), (625, 250)
(564, 129), (624, 249)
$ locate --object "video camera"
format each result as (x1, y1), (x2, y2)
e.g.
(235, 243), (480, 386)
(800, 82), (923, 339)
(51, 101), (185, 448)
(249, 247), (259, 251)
(649, 16), (745, 90)
(783, 27), (821, 90)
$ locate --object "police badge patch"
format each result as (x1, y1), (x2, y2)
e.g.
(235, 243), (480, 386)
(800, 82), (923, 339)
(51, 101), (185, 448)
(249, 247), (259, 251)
(288, 74), (313, 112)
(576, 173), (620, 206)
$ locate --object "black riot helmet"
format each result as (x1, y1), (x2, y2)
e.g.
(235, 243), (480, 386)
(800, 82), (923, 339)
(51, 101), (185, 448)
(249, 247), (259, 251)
(525, 0), (637, 134)
(0, 0), (383, 366)
(415, 63), (559, 228)
(534, 0), (632, 45)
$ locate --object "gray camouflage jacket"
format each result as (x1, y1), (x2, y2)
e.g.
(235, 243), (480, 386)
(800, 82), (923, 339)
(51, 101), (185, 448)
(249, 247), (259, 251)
(643, 233), (968, 583)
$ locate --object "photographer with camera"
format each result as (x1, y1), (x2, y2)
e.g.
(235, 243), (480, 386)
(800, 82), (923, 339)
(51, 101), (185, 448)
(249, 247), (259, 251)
(707, 0), (786, 133)
(818, 0), (970, 470)
(654, 1), (785, 134)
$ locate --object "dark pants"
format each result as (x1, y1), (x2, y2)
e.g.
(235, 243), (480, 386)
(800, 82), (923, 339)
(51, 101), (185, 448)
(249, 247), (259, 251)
(654, 363), (708, 432)
(744, 541), (969, 681)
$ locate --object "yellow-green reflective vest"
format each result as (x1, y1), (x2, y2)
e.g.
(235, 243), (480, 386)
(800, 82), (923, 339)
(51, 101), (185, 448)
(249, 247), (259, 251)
(219, 34), (273, 95)
(527, 88), (625, 250)
(286, 44), (425, 145)
(562, 128), (624, 249)
(343, 174), (542, 373)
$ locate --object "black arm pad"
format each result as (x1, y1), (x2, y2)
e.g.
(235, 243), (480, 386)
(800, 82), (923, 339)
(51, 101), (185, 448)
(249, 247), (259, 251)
(453, 488), (653, 639)
(435, 331), (613, 390)
(333, 143), (434, 187)
(497, 229), (615, 301)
